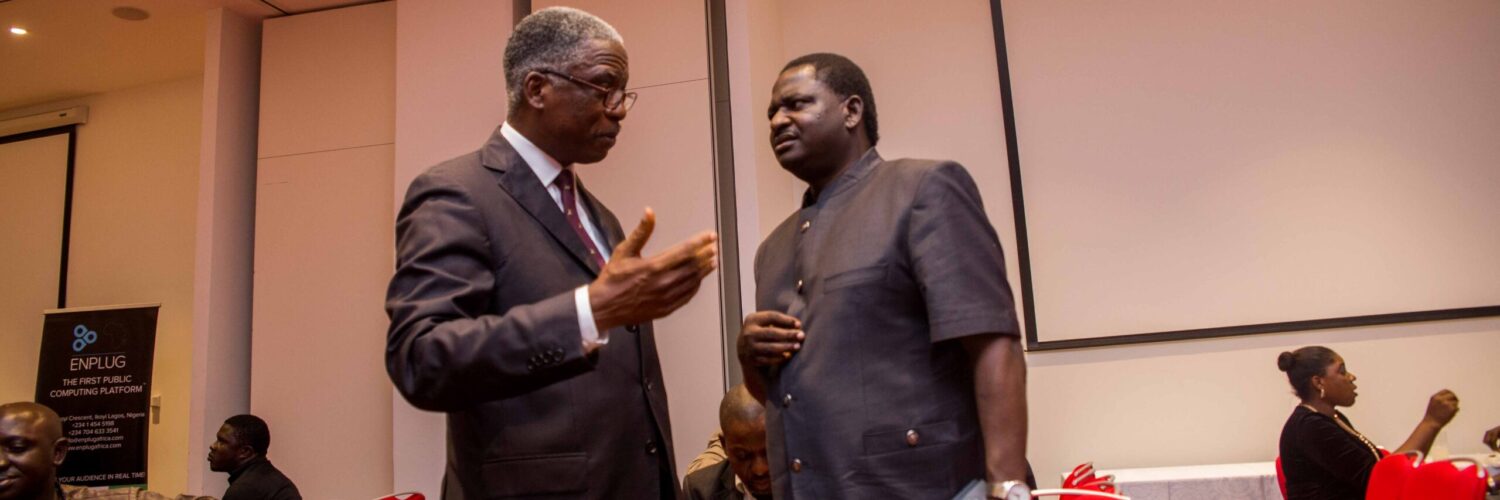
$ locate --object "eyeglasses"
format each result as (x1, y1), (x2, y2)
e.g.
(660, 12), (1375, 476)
(538, 69), (638, 112)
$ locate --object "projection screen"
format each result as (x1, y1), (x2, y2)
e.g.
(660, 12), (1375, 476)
(992, 0), (1500, 349)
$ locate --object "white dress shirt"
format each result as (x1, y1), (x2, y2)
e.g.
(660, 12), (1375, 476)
(500, 122), (610, 350)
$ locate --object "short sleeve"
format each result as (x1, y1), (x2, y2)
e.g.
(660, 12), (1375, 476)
(906, 161), (1021, 342)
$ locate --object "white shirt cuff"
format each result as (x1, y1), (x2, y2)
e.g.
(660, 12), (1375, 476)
(575, 285), (607, 350)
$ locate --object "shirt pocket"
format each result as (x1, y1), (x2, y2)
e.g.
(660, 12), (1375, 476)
(861, 419), (961, 457)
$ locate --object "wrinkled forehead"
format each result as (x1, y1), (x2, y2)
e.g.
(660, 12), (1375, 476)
(572, 38), (629, 73)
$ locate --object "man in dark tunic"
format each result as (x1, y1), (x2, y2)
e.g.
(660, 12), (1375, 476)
(736, 53), (1033, 500)
(207, 415), (300, 500)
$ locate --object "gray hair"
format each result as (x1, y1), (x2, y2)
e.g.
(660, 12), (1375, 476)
(504, 7), (624, 109)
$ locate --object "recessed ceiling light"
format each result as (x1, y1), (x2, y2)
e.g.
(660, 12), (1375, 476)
(112, 6), (150, 21)
(9, 26), (27, 35)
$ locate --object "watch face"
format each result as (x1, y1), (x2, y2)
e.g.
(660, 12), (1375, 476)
(1005, 484), (1031, 500)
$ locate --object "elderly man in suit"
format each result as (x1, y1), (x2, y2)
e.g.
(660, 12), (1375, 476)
(737, 53), (1033, 500)
(386, 7), (718, 499)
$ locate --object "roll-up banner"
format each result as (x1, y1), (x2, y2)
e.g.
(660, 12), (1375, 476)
(34, 303), (159, 487)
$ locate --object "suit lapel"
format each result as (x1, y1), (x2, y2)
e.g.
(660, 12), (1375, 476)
(483, 133), (603, 276)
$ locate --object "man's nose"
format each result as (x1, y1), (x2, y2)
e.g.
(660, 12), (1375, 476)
(770, 110), (789, 128)
(605, 102), (628, 121)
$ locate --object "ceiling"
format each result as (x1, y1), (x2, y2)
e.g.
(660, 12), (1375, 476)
(0, 0), (376, 112)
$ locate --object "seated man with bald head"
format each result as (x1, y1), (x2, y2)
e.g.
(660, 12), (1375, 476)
(683, 385), (771, 500)
(0, 402), (68, 500)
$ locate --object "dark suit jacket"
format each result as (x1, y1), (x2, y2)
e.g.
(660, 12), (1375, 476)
(386, 126), (677, 499)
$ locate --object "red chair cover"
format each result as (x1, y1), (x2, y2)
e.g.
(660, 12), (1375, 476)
(1276, 457), (1288, 499)
(1400, 459), (1488, 500)
(1365, 451), (1421, 500)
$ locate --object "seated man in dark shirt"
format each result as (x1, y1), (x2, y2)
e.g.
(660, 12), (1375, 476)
(684, 385), (771, 500)
(207, 415), (300, 500)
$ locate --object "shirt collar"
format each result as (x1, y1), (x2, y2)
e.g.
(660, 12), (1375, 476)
(801, 147), (882, 208)
(501, 121), (568, 188)
(228, 456), (268, 484)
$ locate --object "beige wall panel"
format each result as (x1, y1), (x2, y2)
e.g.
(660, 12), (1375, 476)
(258, 1), (395, 158)
(187, 8), (262, 496)
(0, 133), (69, 403)
(579, 80), (724, 475)
(534, 0), (709, 89)
(390, 0), (515, 494)
(64, 77), (203, 495)
(393, 0), (511, 208)
(252, 144), (395, 499)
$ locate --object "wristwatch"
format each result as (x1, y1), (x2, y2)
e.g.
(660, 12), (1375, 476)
(989, 480), (1031, 500)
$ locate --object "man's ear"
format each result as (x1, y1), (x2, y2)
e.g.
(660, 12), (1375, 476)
(523, 71), (551, 110)
(842, 95), (864, 131)
(52, 437), (68, 467)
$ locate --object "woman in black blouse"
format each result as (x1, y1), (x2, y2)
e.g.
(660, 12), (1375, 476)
(1276, 346), (1460, 500)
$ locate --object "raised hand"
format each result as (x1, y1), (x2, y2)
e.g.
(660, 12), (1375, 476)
(1422, 389), (1459, 427)
(588, 208), (718, 331)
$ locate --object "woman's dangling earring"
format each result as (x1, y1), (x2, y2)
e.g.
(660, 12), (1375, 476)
(1318, 386), (1325, 399)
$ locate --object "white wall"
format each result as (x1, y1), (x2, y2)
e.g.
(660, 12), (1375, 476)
(389, 0), (515, 494)
(187, 8), (261, 495)
(252, 3), (395, 499)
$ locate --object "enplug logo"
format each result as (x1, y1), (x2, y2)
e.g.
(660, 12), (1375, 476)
(72, 324), (99, 352)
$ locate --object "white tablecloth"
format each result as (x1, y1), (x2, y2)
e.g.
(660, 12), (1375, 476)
(1096, 461), (1280, 500)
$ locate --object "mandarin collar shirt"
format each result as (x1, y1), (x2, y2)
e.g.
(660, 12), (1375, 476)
(755, 148), (1021, 499)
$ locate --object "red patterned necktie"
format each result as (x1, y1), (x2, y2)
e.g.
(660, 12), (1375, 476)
(556, 168), (607, 268)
